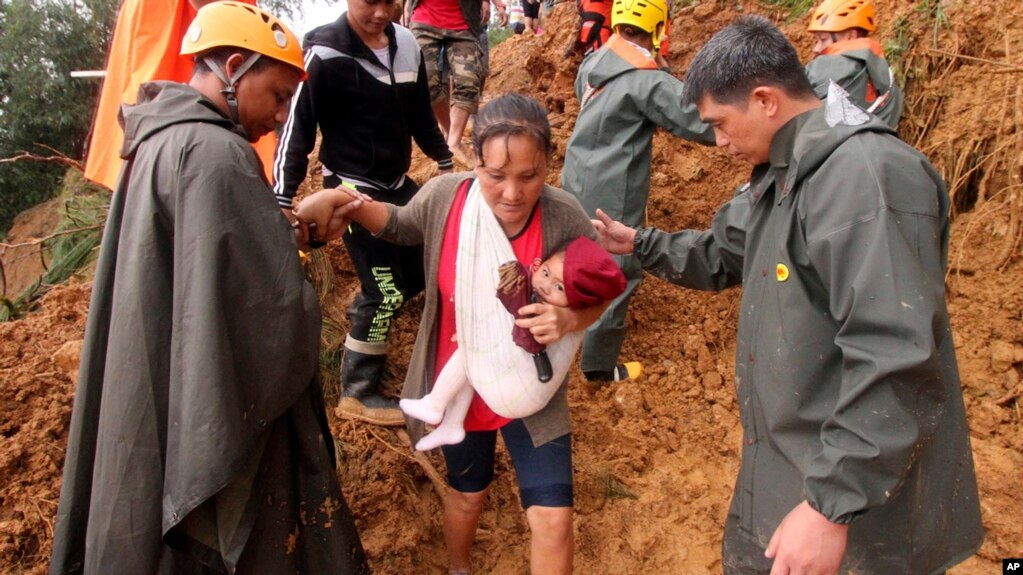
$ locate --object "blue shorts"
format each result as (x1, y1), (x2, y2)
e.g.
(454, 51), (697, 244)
(441, 418), (573, 509)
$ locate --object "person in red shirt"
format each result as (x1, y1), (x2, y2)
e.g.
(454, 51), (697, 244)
(406, 0), (490, 164)
(294, 93), (603, 575)
(398, 236), (625, 452)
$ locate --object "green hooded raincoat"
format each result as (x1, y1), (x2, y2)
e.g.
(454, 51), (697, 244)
(561, 34), (714, 372)
(805, 38), (904, 129)
(633, 100), (982, 573)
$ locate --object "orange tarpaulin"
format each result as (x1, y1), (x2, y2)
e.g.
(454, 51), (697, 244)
(84, 0), (274, 190)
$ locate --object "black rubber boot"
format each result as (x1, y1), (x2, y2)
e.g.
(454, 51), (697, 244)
(336, 348), (404, 427)
(582, 361), (644, 384)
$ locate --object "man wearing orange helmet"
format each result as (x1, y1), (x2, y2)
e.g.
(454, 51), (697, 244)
(49, 3), (369, 573)
(805, 0), (904, 128)
(562, 0), (713, 383)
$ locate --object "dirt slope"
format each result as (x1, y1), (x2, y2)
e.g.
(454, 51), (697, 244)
(1, 0), (1020, 573)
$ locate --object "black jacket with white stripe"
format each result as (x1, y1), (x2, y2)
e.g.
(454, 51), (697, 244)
(273, 15), (452, 205)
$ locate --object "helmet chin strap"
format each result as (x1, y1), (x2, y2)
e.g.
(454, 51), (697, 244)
(203, 53), (263, 133)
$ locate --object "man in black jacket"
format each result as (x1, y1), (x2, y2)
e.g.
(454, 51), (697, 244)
(275, 0), (453, 426)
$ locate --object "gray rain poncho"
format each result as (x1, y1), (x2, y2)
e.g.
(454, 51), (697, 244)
(50, 81), (368, 574)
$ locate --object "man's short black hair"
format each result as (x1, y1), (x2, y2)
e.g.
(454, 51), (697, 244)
(682, 15), (816, 108)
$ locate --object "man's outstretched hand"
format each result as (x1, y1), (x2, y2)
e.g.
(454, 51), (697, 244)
(592, 208), (637, 255)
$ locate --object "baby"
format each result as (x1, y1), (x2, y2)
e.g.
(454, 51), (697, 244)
(401, 236), (626, 450)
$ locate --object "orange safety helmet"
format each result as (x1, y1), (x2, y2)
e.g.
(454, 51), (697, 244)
(807, 0), (876, 34)
(181, 1), (306, 79)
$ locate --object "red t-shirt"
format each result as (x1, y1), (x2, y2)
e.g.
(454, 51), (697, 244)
(435, 181), (544, 431)
(411, 0), (469, 31)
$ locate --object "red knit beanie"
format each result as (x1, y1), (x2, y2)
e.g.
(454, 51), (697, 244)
(563, 237), (627, 309)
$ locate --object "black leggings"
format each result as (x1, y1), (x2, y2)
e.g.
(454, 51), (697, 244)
(522, 0), (540, 19)
(324, 175), (425, 345)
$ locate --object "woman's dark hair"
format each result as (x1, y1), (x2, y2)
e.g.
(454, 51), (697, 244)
(471, 92), (553, 166)
(682, 15), (817, 108)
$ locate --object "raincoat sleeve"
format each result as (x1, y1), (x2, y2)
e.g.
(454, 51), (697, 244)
(632, 190), (748, 291)
(799, 135), (951, 524)
(635, 73), (716, 146)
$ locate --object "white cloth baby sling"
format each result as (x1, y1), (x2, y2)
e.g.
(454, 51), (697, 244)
(453, 180), (584, 419)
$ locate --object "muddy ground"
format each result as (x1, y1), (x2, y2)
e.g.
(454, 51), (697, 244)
(1, 0), (1020, 573)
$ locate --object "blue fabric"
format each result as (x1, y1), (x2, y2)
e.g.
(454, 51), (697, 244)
(442, 419), (573, 508)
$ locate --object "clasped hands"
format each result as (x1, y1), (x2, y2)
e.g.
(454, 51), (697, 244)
(289, 186), (372, 251)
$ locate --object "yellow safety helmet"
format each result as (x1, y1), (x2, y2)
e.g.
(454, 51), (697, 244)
(807, 0), (876, 33)
(181, 1), (306, 80)
(611, 0), (669, 50)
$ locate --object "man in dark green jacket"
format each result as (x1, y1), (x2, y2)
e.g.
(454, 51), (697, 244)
(595, 16), (982, 574)
(562, 0), (714, 383)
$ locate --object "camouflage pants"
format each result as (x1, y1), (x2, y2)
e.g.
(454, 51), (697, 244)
(411, 23), (482, 113)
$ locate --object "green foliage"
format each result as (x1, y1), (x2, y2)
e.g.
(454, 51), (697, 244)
(882, 1), (950, 96)
(0, 0), (119, 230)
(757, 0), (815, 23)
(487, 23), (515, 49)
(1, 168), (107, 321)
(668, 0), (700, 20)
(0, 0), (307, 233)
(262, 0), (309, 23)
(915, 0), (948, 46)
(883, 13), (911, 86)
